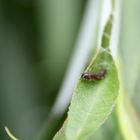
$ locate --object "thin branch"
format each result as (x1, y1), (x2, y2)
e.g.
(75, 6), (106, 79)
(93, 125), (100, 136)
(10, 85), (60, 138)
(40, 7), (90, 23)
(5, 127), (19, 140)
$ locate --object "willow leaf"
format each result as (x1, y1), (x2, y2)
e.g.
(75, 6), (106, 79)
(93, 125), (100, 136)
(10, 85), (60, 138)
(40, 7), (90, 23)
(65, 47), (119, 140)
(54, 47), (119, 140)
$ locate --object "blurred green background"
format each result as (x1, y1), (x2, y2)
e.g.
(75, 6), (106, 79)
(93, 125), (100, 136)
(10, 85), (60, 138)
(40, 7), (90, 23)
(0, 0), (85, 139)
(0, 0), (140, 140)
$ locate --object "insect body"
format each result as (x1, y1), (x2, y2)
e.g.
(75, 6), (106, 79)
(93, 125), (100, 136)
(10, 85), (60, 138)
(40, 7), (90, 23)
(81, 69), (107, 80)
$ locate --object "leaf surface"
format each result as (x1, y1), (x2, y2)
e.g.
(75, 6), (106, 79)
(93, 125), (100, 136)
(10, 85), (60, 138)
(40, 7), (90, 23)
(54, 47), (119, 140)
(66, 47), (119, 140)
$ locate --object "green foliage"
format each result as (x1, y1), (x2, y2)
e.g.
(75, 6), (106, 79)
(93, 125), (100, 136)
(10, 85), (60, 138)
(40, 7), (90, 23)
(53, 2), (120, 139)
(1, 0), (140, 140)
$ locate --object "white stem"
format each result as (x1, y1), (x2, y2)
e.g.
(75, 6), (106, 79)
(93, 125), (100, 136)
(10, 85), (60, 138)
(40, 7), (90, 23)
(51, 0), (102, 116)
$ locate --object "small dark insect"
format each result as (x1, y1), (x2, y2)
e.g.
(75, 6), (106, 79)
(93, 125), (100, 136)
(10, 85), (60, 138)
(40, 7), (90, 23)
(81, 69), (107, 80)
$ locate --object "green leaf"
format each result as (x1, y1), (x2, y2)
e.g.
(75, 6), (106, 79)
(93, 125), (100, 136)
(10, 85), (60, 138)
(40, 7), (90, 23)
(53, 120), (67, 140)
(88, 110), (123, 140)
(66, 47), (119, 140)
(53, 47), (119, 140)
